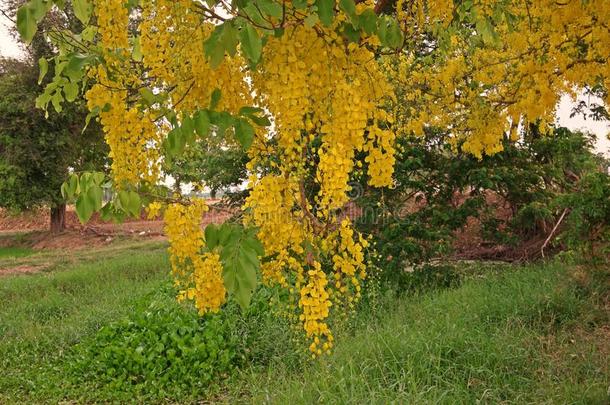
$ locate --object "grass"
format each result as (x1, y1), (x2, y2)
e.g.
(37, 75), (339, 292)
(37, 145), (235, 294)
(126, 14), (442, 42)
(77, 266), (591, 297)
(0, 248), (607, 403)
(0, 246), (34, 258)
(225, 263), (608, 404)
(0, 243), (170, 402)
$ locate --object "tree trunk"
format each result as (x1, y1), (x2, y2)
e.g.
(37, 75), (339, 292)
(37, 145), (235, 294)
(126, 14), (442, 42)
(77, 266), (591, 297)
(50, 204), (66, 233)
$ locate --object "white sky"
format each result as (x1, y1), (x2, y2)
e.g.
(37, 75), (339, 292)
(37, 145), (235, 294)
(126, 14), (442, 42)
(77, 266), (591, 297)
(0, 7), (608, 158)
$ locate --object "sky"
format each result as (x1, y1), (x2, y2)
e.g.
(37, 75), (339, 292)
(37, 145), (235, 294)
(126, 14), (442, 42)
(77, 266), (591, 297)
(0, 6), (608, 158)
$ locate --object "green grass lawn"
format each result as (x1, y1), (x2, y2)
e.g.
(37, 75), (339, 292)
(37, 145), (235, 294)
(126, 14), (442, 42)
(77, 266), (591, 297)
(0, 246), (607, 403)
(0, 246), (34, 258)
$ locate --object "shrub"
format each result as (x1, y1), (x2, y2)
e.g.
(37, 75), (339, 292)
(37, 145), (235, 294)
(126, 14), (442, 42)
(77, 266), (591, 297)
(73, 296), (238, 396)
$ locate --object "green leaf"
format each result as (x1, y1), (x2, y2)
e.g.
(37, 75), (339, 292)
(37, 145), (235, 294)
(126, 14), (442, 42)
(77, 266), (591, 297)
(16, 5), (37, 43)
(342, 22), (360, 43)
(257, 0), (283, 19)
(30, 0), (50, 20)
(339, 0), (356, 19)
(72, 0), (93, 24)
(166, 127), (186, 157)
(221, 22), (239, 57)
(65, 54), (91, 80)
(235, 119), (255, 149)
(87, 185), (103, 211)
(239, 106), (264, 116)
(243, 236), (265, 256)
(248, 114), (271, 127)
(139, 87), (156, 106)
(377, 16), (403, 49)
(92, 172), (105, 185)
(51, 91), (63, 113)
(75, 194), (94, 223)
(304, 13), (319, 28)
(127, 191), (141, 217)
(210, 89), (222, 110)
(64, 81), (79, 102)
(239, 24), (262, 64)
(316, 0), (335, 27)
(118, 190), (130, 211)
(204, 29), (225, 69)
(181, 115), (195, 144)
(358, 8), (377, 35)
(132, 36), (143, 61)
(292, 0), (307, 9)
(100, 202), (114, 222)
(37, 57), (48, 85)
(194, 110), (211, 136)
(204, 224), (219, 249)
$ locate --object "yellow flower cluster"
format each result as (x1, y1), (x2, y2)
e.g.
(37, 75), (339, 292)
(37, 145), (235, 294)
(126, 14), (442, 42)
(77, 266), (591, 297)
(86, 81), (161, 185)
(164, 199), (226, 314)
(244, 175), (305, 286)
(299, 262), (333, 357)
(87, 1), (394, 356)
(391, 0), (610, 157)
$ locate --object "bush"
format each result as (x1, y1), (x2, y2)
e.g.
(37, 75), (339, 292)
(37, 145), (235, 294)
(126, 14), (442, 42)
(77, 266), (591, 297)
(73, 296), (238, 396)
(70, 283), (301, 398)
(356, 126), (608, 268)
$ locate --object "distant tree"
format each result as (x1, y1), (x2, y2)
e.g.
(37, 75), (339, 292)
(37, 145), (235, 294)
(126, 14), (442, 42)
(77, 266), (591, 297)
(0, 57), (108, 232)
(0, 1), (107, 232)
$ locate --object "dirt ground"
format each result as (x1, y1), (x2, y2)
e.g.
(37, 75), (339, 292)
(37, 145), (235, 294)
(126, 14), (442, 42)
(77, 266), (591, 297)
(0, 204), (234, 249)
(0, 203), (235, 276)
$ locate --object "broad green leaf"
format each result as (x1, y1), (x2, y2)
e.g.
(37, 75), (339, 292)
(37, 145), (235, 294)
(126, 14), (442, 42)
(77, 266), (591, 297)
(194, 110), (211, 136)
(87, 185), (103, 211)
(221, 22), (239, 57)
(37, 57), (48, 84)
(239, 106), (264, 116)
(181, 115), (195, 144)
(257, 0), (283, 19)
(342, 23), (360, 43)
(166, 127), (185, 156)
(304, 13), (319, 28)
(51, 91), (63, 112)
(127, 191), (141, 217)
(316, 0), (335, 27)
(358, 9), (377, 35)
(339, 0), (356, 19)
(243, 236), (265, 256)
(72, 0), (93, 24)
(132, 36), (143, 61)
(16, 5), (37, 43)
(139, 87), (156, 106)
(235, 119), (255, 149)
(212, 111), (235, 137)
(65, 54), (91, 80)
(30, 0), (49, 20)
(210, 89), (222, 110)
(204, 224), (219, 249)
(61, 182), (69, 200)
(118, 190), (130, 211)
(292, 0), (307, 9)
(92, 172), (105, 185)
(377, 16), (403, 49)
(239, 24), (262, 64)
(248, 114), (271, 127)
(75, 194), (94, 223)
(100, 202), (114, 222)
(64, 81), (79, 102)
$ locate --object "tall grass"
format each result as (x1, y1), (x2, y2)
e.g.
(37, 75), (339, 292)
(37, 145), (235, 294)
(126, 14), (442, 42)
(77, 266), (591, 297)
(0, 253), (607, 403)
(225, 263), (608, 404)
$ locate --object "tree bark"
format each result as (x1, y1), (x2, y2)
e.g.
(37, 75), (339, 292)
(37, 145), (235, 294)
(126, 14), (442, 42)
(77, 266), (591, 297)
(50, 203), (66, 233)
